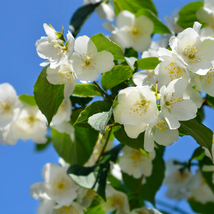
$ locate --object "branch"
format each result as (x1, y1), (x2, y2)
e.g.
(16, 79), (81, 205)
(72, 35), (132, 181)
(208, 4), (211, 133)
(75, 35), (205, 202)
(93, 81), (113, 102)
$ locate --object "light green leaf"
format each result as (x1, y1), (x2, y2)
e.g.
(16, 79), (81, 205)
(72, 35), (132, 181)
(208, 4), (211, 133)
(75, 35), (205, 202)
(91, 33), (124, 61)
(124, 57), (137, 71)
(19, 94), (37, 106)
(101, 65), (133, 91)
(52, 126), (99, 165)
(67, 144), (124, 200)
(34, 67), (64, 125)
(70, 2), (101, 37)
(136, 8), (171, 34)
(179, 119), (213, 156)
(136, 57), (160, 70)
(72, 84), (103, 97)
(177, 1), (204, 29)
(113, 0), (158, 16)
(74, 101), (112, 127)
(113, 126), (145, 150)
(88, 107), (113, 134)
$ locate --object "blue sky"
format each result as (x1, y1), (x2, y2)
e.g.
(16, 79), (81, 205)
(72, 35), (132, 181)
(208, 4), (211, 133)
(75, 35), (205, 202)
(1, 0), (211, 213)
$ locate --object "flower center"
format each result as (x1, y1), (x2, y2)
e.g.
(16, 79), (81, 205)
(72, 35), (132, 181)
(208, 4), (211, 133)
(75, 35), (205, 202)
(85, 55), (91, 66)
(132, 28), (139, 35)
(28, 116), (35, 124)
(183, 45), (199, 63)
(50, 174), (70, 195)
(165, 62), (184, 81)
(59, 64), (72, 83)
(1, 102), (12, 114)
(201, 67), (214, 84)
(56, 205), (79, 214)
(109, 195), (125, 212)
(156, 119), (168, 132)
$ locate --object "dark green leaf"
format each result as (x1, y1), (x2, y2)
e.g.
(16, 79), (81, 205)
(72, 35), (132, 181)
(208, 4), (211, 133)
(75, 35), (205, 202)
(124, 57), (137, 71)
(189, 200), (214, 214)
(52, 126), (99, 165)
(136, 57), (160, 70)
(35, 137), (51, 151)
(88, 107), (113, 134)
(177, 1), (204, 29)
(70, 2), (101, 37)
(101, 65), (133, 91)
(72, 84), (103, 97)
(74, 101), (112, 127)
(207, 95), (214, 108)
(199, 155), (214, 193)
(19, 94), (37, 106)
(195, 105), (205, 123)
(114, 126), (145, 150)
(70, 95), (93, 108)
(189, 146), (205, 162)
(91, 33), (124, 61)
(34, 67), (64, 125)
(124, 48), (138, 59)
(179, 119), (213, 155)
(67, 144), (124, 200)
(113, 0), (158, 16)
(138, 145), (165, 205)
(136, 9), (171, 34)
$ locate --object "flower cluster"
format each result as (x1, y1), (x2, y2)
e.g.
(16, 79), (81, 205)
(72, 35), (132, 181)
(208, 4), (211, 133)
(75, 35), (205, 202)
(113, 21), (214, 152)
(36, 23), (115, 97)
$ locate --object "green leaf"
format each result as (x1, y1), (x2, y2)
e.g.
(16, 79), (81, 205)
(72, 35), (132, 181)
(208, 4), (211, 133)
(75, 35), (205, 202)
(91, 33), (124, 61)
(70, 2), (101, 37)
(19, 94), (37, 106)
(67, 144), (124, 200)
(34, 67), (64, 125)
(52, 126), (99, 165)
(136, 57), (160, 70)
(35, 137), (51, 151)
(189, 201), (214, 214)
(70, 95), (93, 108)
(207, 95), (214, 108)
(136, 8), (171, 34)
(72, 84), (103, 97)
(101, 65), (133, 91)
(177, 1), (204, 29)
(138, 145), (165, 205)
(88, 107), (113, 134)
(124, 57), (137, 71)
(190, 146), (205, 162)
(179, 119), (213, 155)
(113, 0), (158, 16)
(199, 155), (214, 193)
(85, 197), (105, 214)
(74, 101), (112, 127)
(195, 105), (205, 123)
(114, 126), (145, 150)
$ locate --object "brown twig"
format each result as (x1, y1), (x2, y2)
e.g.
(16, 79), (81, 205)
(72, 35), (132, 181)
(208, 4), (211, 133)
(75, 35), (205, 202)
(93, 81), (113, 102)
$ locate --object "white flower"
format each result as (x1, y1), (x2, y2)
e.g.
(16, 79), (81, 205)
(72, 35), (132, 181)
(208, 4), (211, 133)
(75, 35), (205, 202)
(160, 78), (197, 129)
(169, 22), (214, 75)
(70, 35), (114, 83)
(10, 105), (47, 144)
(36, 23), (74, 69)
(0, 83), (21, 128)
(76, 188), (97, 209)
(188, 169), (214, 204)
(46, 59), (77, 98)
(155, 48), (188, 89)
(30, 163), (79, 208)
(131, 207), (163, 214)
(165, 9), (183, 34)
(119, 146), (156, 179)
(144, 112), (179, 152)
(83, 0), (115, 21)
(193, 65), (214, 97)
(111, 10), (154, 52)
(132, 70), (156, 87)
(164, 159), (193, 200)
(113, 86), (157, 138)
(101, 185), (130, 214)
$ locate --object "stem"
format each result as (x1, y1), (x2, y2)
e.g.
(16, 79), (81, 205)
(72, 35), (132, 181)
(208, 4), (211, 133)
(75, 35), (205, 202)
(93, 81), (113, 102)
(95, 128), (112, 164)
(130, 175), (144, 209)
